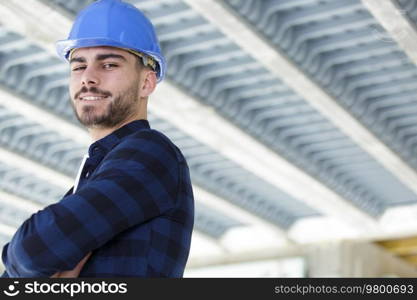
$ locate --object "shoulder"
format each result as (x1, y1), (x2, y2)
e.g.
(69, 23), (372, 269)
(96, 128), (184, 177)
(112, 128), (185, 163)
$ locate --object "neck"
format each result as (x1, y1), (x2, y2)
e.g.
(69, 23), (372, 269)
(88, 98), (148, 142)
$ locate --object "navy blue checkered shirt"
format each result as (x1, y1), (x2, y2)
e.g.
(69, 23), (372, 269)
(1, 119), (194, 277)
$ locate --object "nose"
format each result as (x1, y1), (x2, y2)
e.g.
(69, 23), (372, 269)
(81, 66), (100, 86)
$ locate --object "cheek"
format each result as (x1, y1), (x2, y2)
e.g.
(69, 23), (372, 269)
(69, 77), (80, 100)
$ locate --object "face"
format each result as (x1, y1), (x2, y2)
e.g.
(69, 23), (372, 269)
(69, 46), (147, 129)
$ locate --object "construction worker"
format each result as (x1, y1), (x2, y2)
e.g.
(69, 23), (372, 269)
(1, 0), (194, 277)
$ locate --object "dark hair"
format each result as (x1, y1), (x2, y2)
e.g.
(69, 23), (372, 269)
(137, 55), (145, 66)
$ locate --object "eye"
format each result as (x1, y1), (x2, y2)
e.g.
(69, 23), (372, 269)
(103, 63), (118, 70)
(71, 65), (86, 72)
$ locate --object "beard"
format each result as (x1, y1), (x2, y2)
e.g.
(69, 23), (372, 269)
(71, 82), (140, 129)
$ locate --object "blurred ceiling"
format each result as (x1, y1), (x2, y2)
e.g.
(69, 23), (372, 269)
(1, 0), (417, 269)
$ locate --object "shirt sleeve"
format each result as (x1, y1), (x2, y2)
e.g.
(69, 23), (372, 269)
(1, 130), (180, 277)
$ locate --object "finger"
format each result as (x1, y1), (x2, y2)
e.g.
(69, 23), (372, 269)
(50, 252), (93, 278)
(75, 252), (92, 269)
(50, 272), (61, 278)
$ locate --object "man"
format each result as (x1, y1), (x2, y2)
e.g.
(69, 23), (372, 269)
(1, 0), (194, 277)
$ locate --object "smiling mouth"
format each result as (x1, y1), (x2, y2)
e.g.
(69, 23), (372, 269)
(79, 96), (109, 101)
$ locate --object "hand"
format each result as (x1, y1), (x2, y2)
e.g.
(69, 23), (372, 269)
(50, 252), (92, 278)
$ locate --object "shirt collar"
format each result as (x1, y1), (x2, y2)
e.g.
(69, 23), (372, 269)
(88, 119), (150, 157)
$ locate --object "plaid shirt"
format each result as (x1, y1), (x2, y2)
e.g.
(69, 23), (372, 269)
(1, 120), (194, 277)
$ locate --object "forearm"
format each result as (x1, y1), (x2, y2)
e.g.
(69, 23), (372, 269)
(3, 200), (101, 277)
(2, 206), (82, 277)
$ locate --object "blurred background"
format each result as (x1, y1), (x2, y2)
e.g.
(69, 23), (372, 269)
(1, 0), (417, 277)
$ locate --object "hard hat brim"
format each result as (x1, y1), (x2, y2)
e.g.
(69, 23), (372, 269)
(56, 37), (165, 82)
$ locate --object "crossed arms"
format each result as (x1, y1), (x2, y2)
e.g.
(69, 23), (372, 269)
(1, 131), (179, 277)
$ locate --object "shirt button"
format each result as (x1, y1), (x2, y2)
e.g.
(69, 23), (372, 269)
(85, 171), (90, 178)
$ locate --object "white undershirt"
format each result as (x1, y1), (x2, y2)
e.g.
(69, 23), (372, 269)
(73, 154), (89, 194)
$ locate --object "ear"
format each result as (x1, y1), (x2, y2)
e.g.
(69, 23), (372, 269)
(139, 70), (157, 98)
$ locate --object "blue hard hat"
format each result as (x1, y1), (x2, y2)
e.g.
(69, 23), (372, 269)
(56, 0), (166, 82)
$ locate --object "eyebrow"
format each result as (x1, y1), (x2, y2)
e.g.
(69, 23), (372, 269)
(70, 53), (127, 64)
